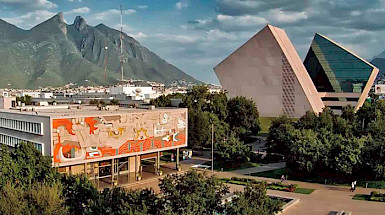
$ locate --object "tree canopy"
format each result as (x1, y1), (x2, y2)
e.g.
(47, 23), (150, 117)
(267, 100), (385, 180)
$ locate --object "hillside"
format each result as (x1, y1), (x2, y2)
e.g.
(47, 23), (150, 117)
(0, 13), (198, 89)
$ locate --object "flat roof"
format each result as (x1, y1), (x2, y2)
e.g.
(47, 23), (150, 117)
(0, 105), (185, 118)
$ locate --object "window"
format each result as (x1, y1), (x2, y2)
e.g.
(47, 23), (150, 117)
(0, 118), (43, 135)
(0, 133), (43, 154)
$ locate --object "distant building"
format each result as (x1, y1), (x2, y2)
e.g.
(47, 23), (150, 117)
(109, 85), (158, 101)
(214, 24), (378, 117)
(0, 105), (187, 185)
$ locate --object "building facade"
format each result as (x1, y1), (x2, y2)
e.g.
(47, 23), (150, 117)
(214, 25), (324, 118)
(0, 105), (187, 185)
(215, 24), (378, 117)
(304, 33), (378, 113)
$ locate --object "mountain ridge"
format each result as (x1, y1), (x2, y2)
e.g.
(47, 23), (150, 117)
(0, 13), (198, 89)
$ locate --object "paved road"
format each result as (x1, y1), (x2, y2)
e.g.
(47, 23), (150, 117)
(230, 162), (286, 175)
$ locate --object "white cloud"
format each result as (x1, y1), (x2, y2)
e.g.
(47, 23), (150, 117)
(94, 9), (136, 20)
(204, 29), (238, 41)
(68, 0), (82, 2)
(137, 5), (148, 9)
(176, 1), (188, 10)
(128, 32), (147, 41)
(266, 9), (308, 23)
(0, 0), (57, 10)
(155, 33), (199, 44)
(64, 7), (90, 15)
(3, 10), (55, 28)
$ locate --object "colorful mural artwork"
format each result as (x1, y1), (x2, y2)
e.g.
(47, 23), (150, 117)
(52, 110), (187, 164)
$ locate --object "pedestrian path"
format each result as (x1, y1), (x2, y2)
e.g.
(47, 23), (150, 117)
(230, 162), (286, 175)
(215, 171), (385, 215)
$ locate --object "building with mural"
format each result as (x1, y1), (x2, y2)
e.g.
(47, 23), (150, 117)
(0, 105), (187, 186)
(214, 24), (379, 117)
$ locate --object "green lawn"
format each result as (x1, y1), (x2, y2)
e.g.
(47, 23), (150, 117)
(253, 168), (385, 190)
(294, 187), (315, 194)
(202, 161), (260, 172)
(259, 117), (298, 134)
(251, 168), (288, 179)
(353, 194), (370, 201)
(219, 178), (314, 194)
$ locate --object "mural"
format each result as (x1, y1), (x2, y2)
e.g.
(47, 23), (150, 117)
(52, 110), (187, 164)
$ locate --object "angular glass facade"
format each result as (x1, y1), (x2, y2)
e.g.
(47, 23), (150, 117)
(304, 33), (374, 93)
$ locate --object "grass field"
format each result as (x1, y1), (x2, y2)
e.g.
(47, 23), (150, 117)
(259, 117), (298, 134)
(219, 178), (315, 194)
(202, 161), (260, 172)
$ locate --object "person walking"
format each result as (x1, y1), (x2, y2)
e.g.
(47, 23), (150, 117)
(350, 181), (355, 192)
(353, 180), (357, 191)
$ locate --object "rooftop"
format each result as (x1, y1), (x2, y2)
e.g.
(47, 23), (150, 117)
(0, 105), (184, 118)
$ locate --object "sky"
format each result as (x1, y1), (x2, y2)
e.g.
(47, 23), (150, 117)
(1, 0), (385, 84)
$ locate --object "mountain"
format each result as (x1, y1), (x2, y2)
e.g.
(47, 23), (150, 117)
(0, 13), (199, 88)
(371, 58), (385, 79)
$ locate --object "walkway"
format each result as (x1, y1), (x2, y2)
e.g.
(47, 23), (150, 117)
(216, 171), (385, 215)
(230, 162), (286, 175)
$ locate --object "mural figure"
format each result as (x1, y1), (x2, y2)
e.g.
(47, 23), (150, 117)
(52, 111), (187, 164)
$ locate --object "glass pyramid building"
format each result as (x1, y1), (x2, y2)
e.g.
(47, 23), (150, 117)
(214, 25), (379, 117)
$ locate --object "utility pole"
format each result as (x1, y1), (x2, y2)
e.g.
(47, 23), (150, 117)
(120, 4), (124, 81)
(211, 123), (214, 176)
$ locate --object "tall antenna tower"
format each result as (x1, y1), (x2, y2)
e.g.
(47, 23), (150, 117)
(120, 5), (124, 81)
(104, 43), (108, 80)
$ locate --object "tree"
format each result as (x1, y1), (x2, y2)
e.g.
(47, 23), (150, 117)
(187, 109), (211, 149)
(89, 187), (160, 215)
(60, 174), (99, 215)
(159, 170), (229, 215)
(150, 95), (171, 107)
(0, 182), (67, 215)
(216, 132), (251, 166)
(266, 116), (295, 156)
(287, 129), (322, 173)
(180, 85), (210, 110)
(205, 91), (228, 121)
(224, 183), (283, 215)
(0, 142), (58, 189)
(226, 96), (260, 139)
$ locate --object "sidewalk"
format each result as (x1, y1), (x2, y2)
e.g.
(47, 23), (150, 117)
(215, 171), (385, 215)
(230, 162), (286, 175)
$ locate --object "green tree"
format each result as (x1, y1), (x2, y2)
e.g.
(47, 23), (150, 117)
(224, 183), (283, 215)
(0, 142), (57, 189)
(266, 116), (295, 156)
(89, 187), (160, 215)
(61, 174), (99, 215)
(150, 95), (171, 107)
(0, 182), (67, 215)
(205, 91), (228, 121)
(226, 96), (260, 139)
(287, 129), (322, 173)
(216, 132), (251, 166)
(159, 170), (229, 215)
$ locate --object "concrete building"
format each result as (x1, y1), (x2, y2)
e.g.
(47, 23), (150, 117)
(0, 96), (16, 110)
(0, 105), (187, 185)
(214, 24), (378, 117)
(109, 85), (158, 101)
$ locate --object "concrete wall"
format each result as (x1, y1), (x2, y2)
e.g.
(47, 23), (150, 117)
(214, 25), (324, 118)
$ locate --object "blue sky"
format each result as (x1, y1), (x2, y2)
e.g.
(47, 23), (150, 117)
(2, 0), (385, 84)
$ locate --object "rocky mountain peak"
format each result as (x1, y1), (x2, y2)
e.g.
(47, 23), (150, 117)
(74, 16), (87, 31)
